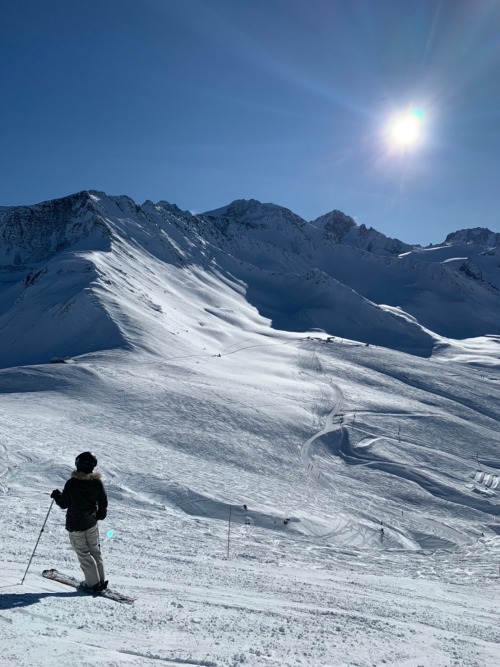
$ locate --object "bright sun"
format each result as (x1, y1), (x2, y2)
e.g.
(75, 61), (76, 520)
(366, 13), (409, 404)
(388, 109), (424, 148)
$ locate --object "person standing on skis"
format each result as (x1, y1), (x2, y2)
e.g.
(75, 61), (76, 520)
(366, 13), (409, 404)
(51, 451), (108, 592)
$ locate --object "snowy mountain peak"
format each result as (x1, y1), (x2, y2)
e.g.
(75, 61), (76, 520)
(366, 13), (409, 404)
(150, 200), (192, 218)
(444, 227), (500, 247)
(203, 198), (307, 228)
(311, 209), (412, 255)
(310, 209), (357, 237)
(0, 190), (110, 270)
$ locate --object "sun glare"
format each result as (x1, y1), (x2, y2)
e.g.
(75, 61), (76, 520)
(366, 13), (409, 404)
(388, 108), (424, 149)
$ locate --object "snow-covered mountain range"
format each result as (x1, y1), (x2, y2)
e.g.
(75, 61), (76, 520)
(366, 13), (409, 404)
(1, 190), (499, 368)
(1, 191), (500, 666)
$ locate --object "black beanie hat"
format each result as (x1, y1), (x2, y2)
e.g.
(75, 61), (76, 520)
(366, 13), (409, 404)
(75, 451), (98, 473)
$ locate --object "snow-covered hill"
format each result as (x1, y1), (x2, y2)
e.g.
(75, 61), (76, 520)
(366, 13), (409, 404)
(1, 191), (499, 666)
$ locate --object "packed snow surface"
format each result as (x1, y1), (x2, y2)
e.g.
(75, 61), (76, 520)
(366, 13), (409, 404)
(0, 191), (499, 666)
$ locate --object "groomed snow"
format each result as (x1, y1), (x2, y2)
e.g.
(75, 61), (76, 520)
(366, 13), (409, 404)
(1, 325), (500, 665)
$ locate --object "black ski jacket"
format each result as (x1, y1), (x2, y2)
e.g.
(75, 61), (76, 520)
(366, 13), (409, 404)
(54, 470), (108, 532)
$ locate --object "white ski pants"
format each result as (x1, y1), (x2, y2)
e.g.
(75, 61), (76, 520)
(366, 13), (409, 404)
(68, 524), (105, 587)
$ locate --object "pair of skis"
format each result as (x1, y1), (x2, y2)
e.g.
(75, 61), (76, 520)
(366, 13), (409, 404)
(42, 569), (135, 604)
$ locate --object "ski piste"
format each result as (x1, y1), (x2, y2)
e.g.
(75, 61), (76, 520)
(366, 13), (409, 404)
(42, 569), (135, 604)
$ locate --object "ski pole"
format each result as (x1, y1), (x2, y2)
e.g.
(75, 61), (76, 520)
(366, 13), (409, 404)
(21, 499), (54, 585)
(227, 505), (232, 559)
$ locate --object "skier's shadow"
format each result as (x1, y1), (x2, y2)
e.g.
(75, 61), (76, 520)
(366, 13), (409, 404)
(0, 590), (81, 610)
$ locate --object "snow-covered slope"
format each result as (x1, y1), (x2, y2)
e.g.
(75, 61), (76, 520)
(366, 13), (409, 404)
(202, 198), (500, 341)
(1, 191), (500, 666)
(401, 231), (500, 296)
(1, 191), (500, 368)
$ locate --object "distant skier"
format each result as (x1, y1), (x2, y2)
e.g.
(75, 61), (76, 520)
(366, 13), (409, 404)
(51, 452), (108, 593)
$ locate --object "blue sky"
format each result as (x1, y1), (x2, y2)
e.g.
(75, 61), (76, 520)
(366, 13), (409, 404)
(2, 0), (500, 244)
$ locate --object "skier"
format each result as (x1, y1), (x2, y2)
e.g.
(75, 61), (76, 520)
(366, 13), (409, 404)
(51, 451), (108, 593)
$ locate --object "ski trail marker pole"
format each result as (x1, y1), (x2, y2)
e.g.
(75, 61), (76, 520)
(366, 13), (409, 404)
(21, 499), (54, 585)
(227, 505), (232, 559)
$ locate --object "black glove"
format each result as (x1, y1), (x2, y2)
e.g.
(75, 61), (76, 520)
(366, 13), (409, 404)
(50, 489), (61, 499)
